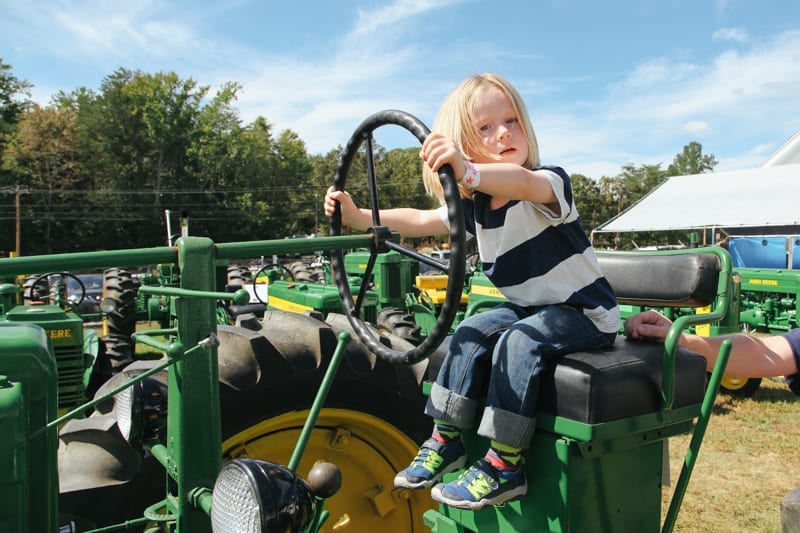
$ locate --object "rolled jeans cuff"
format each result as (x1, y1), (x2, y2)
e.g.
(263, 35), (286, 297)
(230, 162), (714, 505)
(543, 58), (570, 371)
(478, 406), (537, 449)
(424, 382), (480, 429)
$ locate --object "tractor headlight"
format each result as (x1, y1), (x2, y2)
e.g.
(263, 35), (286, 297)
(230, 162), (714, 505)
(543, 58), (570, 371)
(211, 459), (315, 533)
(100, 297), (117, 314)
(116, 376), (168, 443)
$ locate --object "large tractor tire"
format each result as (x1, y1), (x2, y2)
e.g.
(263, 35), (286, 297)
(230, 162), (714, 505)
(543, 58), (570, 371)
(216, 311), (436, 532)
(22, 274), (49, 304)
(378, 306), (422, 346)
(92, 269), (137, 393)
(103, 268), (137, 339)
(226, 264), (251, 288)
(59, 309), (441, 531)
(288, 260), (320, 283)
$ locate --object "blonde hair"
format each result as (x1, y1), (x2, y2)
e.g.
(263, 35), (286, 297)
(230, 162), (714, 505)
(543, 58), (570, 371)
(422, 73), (540, 203)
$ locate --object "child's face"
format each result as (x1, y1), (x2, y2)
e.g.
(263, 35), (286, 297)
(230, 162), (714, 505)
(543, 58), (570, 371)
(472, 87), (529, 166)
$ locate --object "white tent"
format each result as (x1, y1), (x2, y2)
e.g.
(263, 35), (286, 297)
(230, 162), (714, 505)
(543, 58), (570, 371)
(763, 130), (800, 166)
(593, 163), (800, 237)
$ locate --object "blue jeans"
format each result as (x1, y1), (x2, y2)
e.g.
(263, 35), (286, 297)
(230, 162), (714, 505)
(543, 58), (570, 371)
(425, 302), (616, 449)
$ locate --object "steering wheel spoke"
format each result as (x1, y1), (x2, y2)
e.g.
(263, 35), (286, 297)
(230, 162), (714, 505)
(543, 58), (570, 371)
(363, 132), (383, 227)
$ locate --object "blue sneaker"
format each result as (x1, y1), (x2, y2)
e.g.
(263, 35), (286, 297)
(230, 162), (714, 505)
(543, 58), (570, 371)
(430, 457), (527, 510)
(394, 438), (467, 490)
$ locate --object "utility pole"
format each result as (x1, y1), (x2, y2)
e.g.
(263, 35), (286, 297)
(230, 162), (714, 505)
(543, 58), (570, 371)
(1, 185), (28, 256)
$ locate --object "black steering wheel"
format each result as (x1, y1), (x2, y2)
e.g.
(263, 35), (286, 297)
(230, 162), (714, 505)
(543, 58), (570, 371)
(25, 272), (86, 308)
(250, 263), (295, 305)
(329, 110), (466, 365)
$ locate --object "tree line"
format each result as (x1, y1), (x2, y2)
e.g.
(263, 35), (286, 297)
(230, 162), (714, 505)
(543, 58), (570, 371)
(0, 59), (717, 256)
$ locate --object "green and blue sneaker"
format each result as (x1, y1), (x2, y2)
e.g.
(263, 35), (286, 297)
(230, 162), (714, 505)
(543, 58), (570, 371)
(393, 438), (467, 490)
(430, 457), (527, 510)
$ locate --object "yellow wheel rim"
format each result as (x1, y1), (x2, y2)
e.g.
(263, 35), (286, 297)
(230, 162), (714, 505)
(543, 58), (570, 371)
(721, 376), (749, 390)
(222, 408), (435, 532)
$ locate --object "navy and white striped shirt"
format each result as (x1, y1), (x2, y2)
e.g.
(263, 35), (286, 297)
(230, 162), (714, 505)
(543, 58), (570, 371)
(438, 165), (620, 334)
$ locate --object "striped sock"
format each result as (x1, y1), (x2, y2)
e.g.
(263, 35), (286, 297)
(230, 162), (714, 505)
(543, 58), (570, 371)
(486, 440), (523, 471)
(432, 420), (460, 443)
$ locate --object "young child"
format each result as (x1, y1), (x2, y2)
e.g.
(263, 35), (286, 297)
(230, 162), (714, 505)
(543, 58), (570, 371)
(323, 73), (620, 510)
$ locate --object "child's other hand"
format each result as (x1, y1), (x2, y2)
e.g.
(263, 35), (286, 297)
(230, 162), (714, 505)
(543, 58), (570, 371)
(421, 133), (467, 179)
(324, 186), (359, 227)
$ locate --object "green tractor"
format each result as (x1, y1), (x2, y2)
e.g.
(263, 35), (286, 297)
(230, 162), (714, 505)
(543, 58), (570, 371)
(0, 110), (734, 532)
(260, 247), (510, 345)
(0, 272), (105, 415)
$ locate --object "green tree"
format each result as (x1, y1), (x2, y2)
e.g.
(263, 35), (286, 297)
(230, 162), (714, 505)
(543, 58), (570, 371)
(274, 129), (313, 238)
(591, 142), (718, 249)
(72, 69), (210, 248)
(183, 82), (254, 243)
(384, 147), (433, 208)
(310, 148), (344, 236)
(598, 163), (669, 249)
(0, 60), (34, 253)
(667, 141), (717, 176)
(231, 117), (278, 241)
(0, 59), (32, 148)
(572, 173), (608, 237)
(3, 105), (81, 253)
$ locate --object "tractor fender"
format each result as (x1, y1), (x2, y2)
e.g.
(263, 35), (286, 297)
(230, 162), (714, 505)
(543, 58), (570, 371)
(58, 360), (168, 494)
(58, 415), (142, 492)
(58, 412), (163, 526)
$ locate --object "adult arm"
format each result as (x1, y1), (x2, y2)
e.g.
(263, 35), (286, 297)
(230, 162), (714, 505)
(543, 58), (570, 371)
(624, 310), (799, 377)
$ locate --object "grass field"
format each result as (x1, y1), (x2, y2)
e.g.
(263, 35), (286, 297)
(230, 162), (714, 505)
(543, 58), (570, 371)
(661, 378), (799, 532)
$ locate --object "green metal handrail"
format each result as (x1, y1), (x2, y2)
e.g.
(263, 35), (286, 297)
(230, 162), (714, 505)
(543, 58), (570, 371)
(0, 234), (379, 277)
(659, 246), (733, 410)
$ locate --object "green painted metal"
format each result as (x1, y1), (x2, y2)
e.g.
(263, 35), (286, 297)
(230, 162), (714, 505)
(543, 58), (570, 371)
(0, 235), (378, 279)
(661, 247), (731, 409)
(737, 267), (800, 332)
(266, 278), (378, 323)
(0, 237), (735, 532)
(344, 250), (419, 309)
(163, 236), (221, 533)
(0, 232), (378, 532)
(0, 323), (58, 533)
(43, 349), (178, 432)
(3, 305), (87, 411)
(288, 331), (351, 472)
(662, 339), (731, 533)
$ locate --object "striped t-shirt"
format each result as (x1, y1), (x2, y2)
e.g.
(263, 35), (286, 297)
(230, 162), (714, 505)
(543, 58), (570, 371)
(437, 165), (620, 334)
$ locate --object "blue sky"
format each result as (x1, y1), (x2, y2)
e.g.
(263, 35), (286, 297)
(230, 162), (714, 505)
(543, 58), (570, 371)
(2, 0), (799, 178)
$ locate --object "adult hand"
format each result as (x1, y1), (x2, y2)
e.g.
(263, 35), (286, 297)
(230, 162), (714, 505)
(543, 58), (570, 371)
(624, 310), (673, 343)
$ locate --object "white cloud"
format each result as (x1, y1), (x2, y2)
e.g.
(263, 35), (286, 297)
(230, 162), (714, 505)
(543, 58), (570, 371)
(623, 58), (699, 88)
(566, 28), (800, 173)
(713, 27), (749, 43)
(3, 0), (798, 178)
(229, 0), (467, 153)
(348, 0), (459, 40)
(682, 121), (710, 135)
